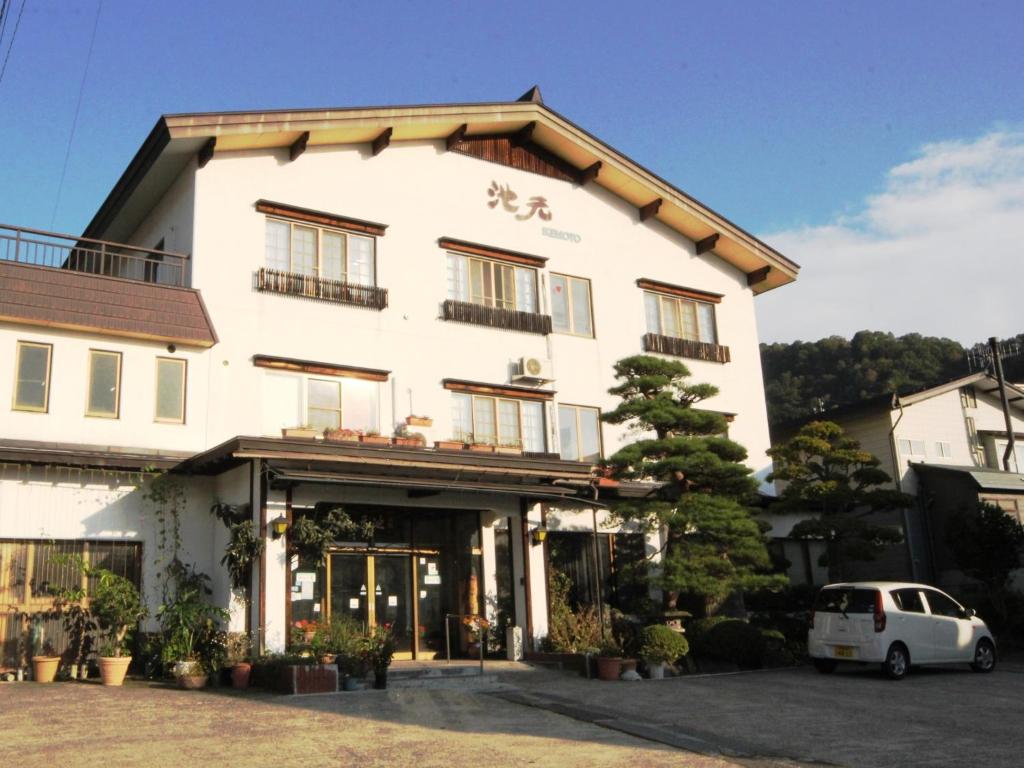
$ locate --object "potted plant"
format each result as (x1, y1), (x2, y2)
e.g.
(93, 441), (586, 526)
(226, 632), (254, 689)
(31, 639), (60, 684)
(360, 431), (392, 446)
(282, 425), (320, 439)
(640, 624), (689, 679)
(406, 415), (433, 428)
(435, 437), (468, 451)
(90, 569), (147, 687)
(158, 564), (229, 690)
(595, 637), (624, 681)
(324, 427), (363, 442)
(364, 624), (395, 689)
(469, 442), (496, 453)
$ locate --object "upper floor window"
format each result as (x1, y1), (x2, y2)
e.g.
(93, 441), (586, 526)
(266, 218), (375, 286)
(446, 252), (538, 312)
(451, 392), (545, 451)
(898, 439), (926, 457)
(934, 441), (952, 458)
(558, 405), (602, 462)
(155, 358), (187, 424)
(13, 341), (52, 413)
(550, 274), (593, 337)
(960, 386), (977, 409)
(644, 291), (716, 344)
(86, 350), (121, 418)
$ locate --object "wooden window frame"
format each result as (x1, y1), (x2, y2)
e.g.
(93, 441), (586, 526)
(265, 216), (378, 287)
(451, 391), (545, 450)
(447, 251), (539, 313)
(155, 357), (187, 424)
(644, 290), (718, 344)
(557, 403), (604, 462)
(550, 273), (595, 338)
(12, 341), (52, 413)
(85, 349), (122, 419)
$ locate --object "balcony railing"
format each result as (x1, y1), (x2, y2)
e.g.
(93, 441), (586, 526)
(0, 223), (189, 287)
(254, 267), (388, 310)
(442, 299), (552, 335)
(643, 332), (731, 363)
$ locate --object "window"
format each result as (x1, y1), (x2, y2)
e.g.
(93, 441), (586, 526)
(923, 589), (963, 618)
(155, 358), (186, 423)
(934, 441), (952, 458)
(13, 342), (52, 412)
(305, 376), (379, 432)
(446, 252), (538, 312)
(897, 439), (926, 457)
(547, 531), (647, 613)
(960, 386), (977, 409)
(451, 392), (545, 450)
(265, 218), (376, 285)
(644, 291), (716, 343)
(558, 405), (602, 462)
(891, 588), (926, 613)
(550, 274), (593, 337)
(86, 350), (121, 418)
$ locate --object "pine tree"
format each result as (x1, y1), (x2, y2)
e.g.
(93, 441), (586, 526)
(767, 420), (910, 581)
(602, 355), (783, 615)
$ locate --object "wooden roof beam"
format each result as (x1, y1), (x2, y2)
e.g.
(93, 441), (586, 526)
(289, 131), (309, 162)
(639, 198), (662, 222)
(579, 161), (601, 185)
(371, 127), (393, 156)
(747, 266), (771, 286)
(445, 123), (468, 150)
(695, 233), (719, 255)
(197, 137), (216, 169)
(511, 121), (536, 148)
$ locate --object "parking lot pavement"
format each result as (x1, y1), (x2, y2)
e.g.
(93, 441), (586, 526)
(496, 663), (1024, 768)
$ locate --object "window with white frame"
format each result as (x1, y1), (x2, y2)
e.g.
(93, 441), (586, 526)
(550, 274), (593, 337)
(644, 291), (716, 343)
(86, 350), (121, 418)
(934, 441), (952, 458)
(155, 357), (187, 423)
(558, 405), (602, 462)
(446, 252), (538, 312)
(13, 341), (52, 412)
(262, 372), (379, 435)
(265, 218), (376, 285)
(898, 439), (926, 457)
(450, 392), (545, 450)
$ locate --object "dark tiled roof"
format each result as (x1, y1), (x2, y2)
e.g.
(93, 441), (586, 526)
(0, 261), (216, 346)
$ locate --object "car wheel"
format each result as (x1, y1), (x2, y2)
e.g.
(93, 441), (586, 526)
(813, 658), (838, 674)
(971, 639), (996, 673)
(882, 643), (909, 680)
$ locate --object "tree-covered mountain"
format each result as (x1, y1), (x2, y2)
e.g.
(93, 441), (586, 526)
(760, 331), (1024, 427)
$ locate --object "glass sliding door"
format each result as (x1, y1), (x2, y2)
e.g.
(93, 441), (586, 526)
(372, 554), (413, 656)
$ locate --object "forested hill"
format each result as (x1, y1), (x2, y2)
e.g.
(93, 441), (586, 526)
(760, 331), (1024, 427)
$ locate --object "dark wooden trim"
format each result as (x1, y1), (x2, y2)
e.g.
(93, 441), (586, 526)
(642, 333), (731, 364)
(197, 137), (216, 169)
(439, 237), (547, 267)
(443, 378), (555, 401)
(636, 278), (723, 304)
(511, 121), (536, 148)
(289, 131), (309, 161)
(253, 354), (390, 382)
(695, 233), (720, 255)
(371, 127), (392, 156)
(258, 460), (268, 655)
(254, 268), (388, 310)
(521, 503), (534, 650)
(283, 484), (292, 648)
(255, 199), (387, 236)
(442, 300), (552, 335)
(580, 161), (601, 185)
(639, 198), (662, 222)
(747, 266), (771, 286)
(445, 123), (468, 150)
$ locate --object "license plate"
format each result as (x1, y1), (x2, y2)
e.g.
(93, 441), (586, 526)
(833, 645), (854, 658)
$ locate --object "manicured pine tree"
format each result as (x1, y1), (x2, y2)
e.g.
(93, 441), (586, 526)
(602, 355), (783, 616)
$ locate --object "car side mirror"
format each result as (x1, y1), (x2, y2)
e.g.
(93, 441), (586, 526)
(961, 607), (976, 619)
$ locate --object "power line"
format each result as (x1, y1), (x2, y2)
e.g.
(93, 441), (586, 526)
(0, 0), (13, 55)
(50, 0), (102, 230)
(0, 0), (26, 88)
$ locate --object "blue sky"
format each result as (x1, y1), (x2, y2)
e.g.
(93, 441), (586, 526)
(1, 1), (1022, 343)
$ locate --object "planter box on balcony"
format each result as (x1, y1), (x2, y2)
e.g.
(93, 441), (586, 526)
(468, 444), (496, 453)
(360, 435), (392, 446)
(324, 429), (361, 442)
(393, 437), (426, 447)
(282, 427), (319, 439)
(406, 416), (433, 427)
(495, 446), (523, 455)
(435, 440), (467, 451)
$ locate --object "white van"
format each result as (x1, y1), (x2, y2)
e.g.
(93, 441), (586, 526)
(807, 582), (996, 680)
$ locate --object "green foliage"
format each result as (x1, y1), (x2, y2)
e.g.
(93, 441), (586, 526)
(364, 624), (396, 672)
(157, 562), (230, 673)
(690, 618), (766, 669)
(90, 569), (147, 658)
(210, 502), (264, 593)
(290, 506), (376, 564)
(47, 553), (96, 674)
(640, 624), (689, 663)
(544, 571), (604, 654)
(768, 421), (911, 580)
(946, 502), (1024, 623)
(602, 355), (783, 612)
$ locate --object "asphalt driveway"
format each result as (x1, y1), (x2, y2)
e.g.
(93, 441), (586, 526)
(498, 662), (1024, 767)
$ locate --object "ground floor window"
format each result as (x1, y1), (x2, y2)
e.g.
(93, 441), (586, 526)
(546, 530), (648, 614)
(768, 538), (828, 586)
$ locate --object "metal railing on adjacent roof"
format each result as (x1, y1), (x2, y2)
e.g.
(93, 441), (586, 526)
(0, 224), (190, 288)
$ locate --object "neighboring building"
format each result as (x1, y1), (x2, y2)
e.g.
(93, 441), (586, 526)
(771, 373), (1024, 588)
(0, 89), (798, 665)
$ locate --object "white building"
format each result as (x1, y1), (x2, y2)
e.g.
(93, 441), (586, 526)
(0, 89), (798, 665)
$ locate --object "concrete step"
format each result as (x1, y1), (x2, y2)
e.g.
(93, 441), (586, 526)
(386, 672), (504, 690)
(387, 664), (488, 681)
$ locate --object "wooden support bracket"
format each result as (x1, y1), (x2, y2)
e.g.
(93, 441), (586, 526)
(197, 137), (216, 169)
(695, 233), (720, 255)
(289, 131), (309, 162)
(371, 127), (393, 156)
(579, 161), (601, 185)
(639, 198), (662, 222)
(511, 121), (536, 148)
(747, 266), (771, 286)
(445, 123), (468, 150)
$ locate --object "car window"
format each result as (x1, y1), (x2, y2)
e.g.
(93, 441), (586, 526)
(890, 588), (925, 613)
(813, 587), (877, 614)
(923, 590), (962, 618)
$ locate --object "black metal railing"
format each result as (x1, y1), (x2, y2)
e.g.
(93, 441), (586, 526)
(642, 332), (731, 363)
(254, 267), (388, 310)
(442, 299), (552, 335)
(0, 223), (189, 287)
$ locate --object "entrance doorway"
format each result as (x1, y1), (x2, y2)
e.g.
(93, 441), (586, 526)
(327, 551), (444, 659)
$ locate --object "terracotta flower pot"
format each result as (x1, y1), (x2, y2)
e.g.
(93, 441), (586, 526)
(98, 656), (132, 686)
(596, 656), (623, 681)
(173, 660), (208, 690)
(231, 662), (252, 689)
(32, 656), (60, 684)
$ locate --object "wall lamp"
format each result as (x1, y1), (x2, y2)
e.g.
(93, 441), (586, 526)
(531, 527), (548, 546)
(270, 515), (289, 539)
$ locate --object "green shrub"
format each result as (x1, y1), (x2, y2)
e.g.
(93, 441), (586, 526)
(691, 618), (766, 669)
(544, 572), (603, 654)
(640, 625), (689, 664)
(90, 569), (147, 657)
(685, 615), (731, 656)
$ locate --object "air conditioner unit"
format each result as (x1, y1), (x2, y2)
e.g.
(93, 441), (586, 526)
(513, 356), (554, 384)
